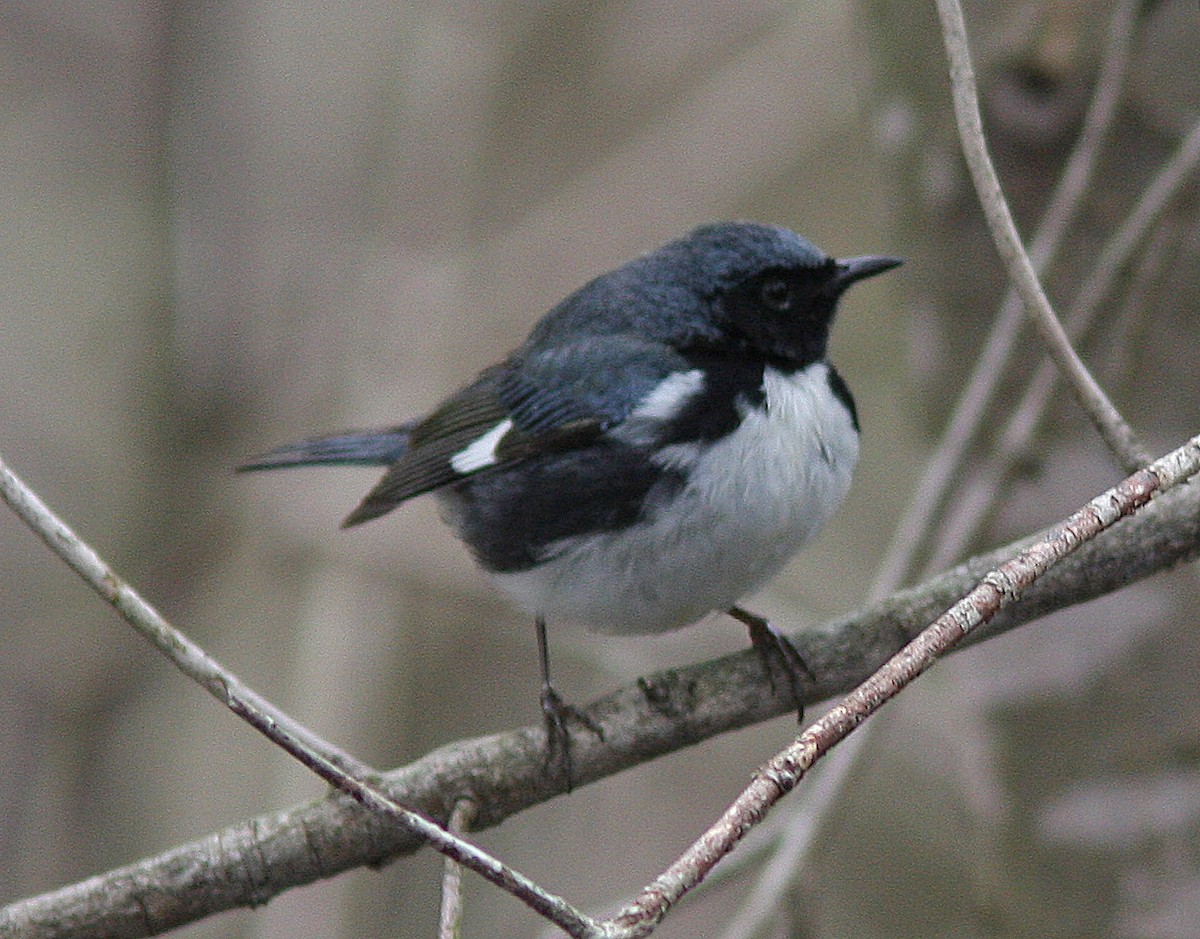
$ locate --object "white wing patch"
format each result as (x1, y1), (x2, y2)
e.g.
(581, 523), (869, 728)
(450, 418), (514, 474)
(612, 368), (705, 451)
(631, 369), (704, 421)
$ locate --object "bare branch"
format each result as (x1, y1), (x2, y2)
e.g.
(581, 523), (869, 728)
(935, 0), (1151, 472)
(0, 453), (600, 938)
(439, 800), (480, 939)
(5, 432), (1200, 937)
(713, 730), (872, 939)
(604, 434), (1200, 934)
(0, 453), (363, 775)
(930, 116), (1200, 569)
(875, 0), (1144, 589)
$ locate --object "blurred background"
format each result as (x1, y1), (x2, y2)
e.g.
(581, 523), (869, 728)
(2, 2), (1199, 937)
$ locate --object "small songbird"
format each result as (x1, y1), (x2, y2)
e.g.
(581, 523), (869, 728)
(240, 222), (900, 780)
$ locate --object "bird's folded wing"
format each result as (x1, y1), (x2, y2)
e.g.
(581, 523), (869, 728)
(343, 337), (693, 526)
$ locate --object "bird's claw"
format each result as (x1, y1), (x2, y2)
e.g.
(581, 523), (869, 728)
(728, 605), (813, 721)
(540, 683), (604, 791)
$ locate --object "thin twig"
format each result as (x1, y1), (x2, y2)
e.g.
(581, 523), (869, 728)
(999, 117), (1200, 467)
(0, 458), (364, 775)
(936, 0), (1151, 473)
(1070, 118), (1200, 326)
(439, 800), (480, 939)
(928, 117), (1200, 569)
(1099, 222), (1175, 389)
(875, 0), (1143, 588)
(603, 433), (1200, 937)
(5, 470), (1200, 937)
(713, 729), (873, 939)
(0, 453), (600, 939)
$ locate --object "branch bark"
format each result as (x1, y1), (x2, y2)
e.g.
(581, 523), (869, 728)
(607, 436), (1200, 936)
(4, 446), (1199, 939)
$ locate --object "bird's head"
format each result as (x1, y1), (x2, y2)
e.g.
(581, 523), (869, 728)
(522, 221), (901, 368)
(676, 221), (903, 366)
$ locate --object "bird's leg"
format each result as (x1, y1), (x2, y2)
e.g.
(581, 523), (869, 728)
(727, 605), (814, 720)
(536, 616), (603, 790)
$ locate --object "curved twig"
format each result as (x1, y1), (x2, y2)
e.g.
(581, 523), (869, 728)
(876, 0), (1144, 589)
(930, 116), (1200, 569)
(936, 0), (1151, 472)
(0, 453), (598, 938)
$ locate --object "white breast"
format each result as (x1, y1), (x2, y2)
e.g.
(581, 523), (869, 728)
(491, 363), (859, 634)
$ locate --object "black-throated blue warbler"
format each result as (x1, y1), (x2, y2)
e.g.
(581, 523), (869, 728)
(240, 221), (900, 781)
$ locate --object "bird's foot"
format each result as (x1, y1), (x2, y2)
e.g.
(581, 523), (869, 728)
(540, 682), (604, 792)
(727, 605), (813, 721)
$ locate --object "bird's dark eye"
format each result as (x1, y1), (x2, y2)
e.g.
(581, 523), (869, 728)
(760, 277), (792, 312)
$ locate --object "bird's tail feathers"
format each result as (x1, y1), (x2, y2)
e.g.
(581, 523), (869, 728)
(237, 426), (412, 472)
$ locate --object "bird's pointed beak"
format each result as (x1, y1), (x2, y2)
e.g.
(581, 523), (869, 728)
(828, 255), (904, 295)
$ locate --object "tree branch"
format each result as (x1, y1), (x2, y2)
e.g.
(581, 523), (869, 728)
(608, 435), (1200, 935)
(936, 0), (1152, 472)
(931, 114), (1200, 569)
(438, 800), (479, 939)
(0, 453), (599, 938)
(4, 435), (1200, 938)
(875, 0), (1143, 590)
